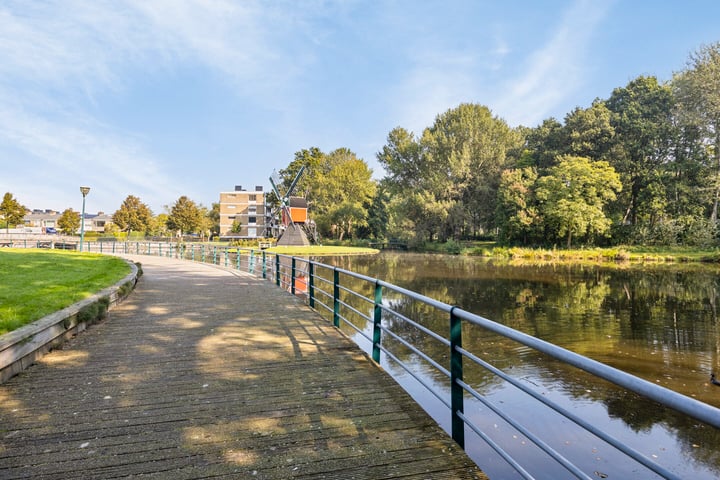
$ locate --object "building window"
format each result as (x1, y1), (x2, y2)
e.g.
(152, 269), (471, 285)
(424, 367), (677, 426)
(248, 216), (257, 225)
(248, 194), (257, 202)
(248, 205), (257, 214)
(227, 205), (236, 209)
(248, 228), (257, 237)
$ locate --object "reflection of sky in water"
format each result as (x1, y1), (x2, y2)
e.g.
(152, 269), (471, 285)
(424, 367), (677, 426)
(350, 323), (720, 480)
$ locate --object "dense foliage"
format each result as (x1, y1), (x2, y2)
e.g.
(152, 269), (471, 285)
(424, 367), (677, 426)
(366, 42), (720, 247)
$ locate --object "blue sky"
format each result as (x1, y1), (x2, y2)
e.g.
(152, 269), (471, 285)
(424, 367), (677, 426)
(1, 0), (719, 215)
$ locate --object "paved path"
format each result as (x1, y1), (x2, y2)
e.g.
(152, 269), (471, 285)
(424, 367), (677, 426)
(0, 255), (486, 479)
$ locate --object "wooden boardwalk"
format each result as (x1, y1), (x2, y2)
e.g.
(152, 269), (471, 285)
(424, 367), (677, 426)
(0, 255), (486, 479)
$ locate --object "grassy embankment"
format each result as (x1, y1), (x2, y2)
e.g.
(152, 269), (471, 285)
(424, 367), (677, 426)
(452, 242), (720, 263)
(265, 245), (379, 256)
(0, 249), (131, 335)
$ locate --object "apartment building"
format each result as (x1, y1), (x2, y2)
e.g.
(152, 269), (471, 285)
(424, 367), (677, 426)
(218, 186), (268, 239)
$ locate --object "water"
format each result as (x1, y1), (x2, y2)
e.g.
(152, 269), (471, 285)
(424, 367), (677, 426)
(318, 252), (720, 479)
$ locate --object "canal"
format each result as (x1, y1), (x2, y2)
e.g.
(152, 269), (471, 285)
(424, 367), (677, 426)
(319, 252), (720, 479)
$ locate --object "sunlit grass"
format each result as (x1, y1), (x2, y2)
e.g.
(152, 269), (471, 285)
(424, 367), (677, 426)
(464, 243), (720, 263)
(0, 249), (131, 335)
(264, 245), (379, 256)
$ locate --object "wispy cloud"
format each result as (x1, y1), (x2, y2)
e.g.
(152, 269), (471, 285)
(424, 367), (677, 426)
(0, 0), (310, 211)
(494, 0), (613, 126)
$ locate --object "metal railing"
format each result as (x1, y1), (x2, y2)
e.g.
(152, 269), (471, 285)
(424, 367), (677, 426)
(28, 241), (720, 478)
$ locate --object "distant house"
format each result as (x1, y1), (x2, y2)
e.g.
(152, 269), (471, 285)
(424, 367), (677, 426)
(23, 210), (112, 233)
(218, 186), (269, 239)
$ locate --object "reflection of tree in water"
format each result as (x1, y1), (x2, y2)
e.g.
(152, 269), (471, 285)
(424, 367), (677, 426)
(604, 389), (720, 471)
(320, 253), (720, 474)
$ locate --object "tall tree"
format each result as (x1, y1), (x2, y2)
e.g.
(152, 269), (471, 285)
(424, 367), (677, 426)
(166, 196), (203, 237)
(312, 148), (376, 240)
(495, 167), (540, 244)
(112, 195), (153, 238)
(208, 202), (220, 238)
(376, 127), (426, 192)
(57, 208), (80, 235)
(0, 192), (26, 233)
(605, 76), (674, 226)
(673, 42), (720, 223)
(536, 156), (622, 248)
(563, 101), (615, 160)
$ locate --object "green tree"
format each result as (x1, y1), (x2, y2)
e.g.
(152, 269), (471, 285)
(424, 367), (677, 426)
(495, 167), (540, 244)
(57, 208), (80, 235)
(673, 42), (720, 223)
(377, 127), (426, 192)
(312, 148), (376, 240)
(112, 195), (153, 238)
(563, 101), (615, 160)
(421, 103), (522, 237)
(208, 202), (220, 238)
(0, 192), (26, 233)
(166, 196), (203, 237)
(231, 219), (242, 233)
(536, 156), (622, 248)
(605, 76), (674, 226)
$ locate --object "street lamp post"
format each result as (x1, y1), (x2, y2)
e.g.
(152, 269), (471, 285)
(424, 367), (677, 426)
(79, 186), (90, 252)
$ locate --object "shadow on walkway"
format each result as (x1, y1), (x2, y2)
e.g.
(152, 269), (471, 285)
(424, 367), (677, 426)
(0, 255), (485, 479)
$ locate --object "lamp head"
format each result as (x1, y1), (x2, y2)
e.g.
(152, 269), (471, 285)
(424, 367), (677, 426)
(80, 186), (91, 196)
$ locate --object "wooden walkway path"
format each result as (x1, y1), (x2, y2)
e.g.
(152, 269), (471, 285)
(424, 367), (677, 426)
(0, 255), (486, 479)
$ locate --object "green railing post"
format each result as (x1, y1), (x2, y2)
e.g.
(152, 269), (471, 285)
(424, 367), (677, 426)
(191, 245), (195, 261)
(236, 249), (241, 271)
(308, 262), (315, 308)
(291, 257), (296, 295)
(275, 255), (281, 287)
(159, 243), (162, 256)
(333, 268), (340, 327)
(249, 250), (255, 274)
(201, 245), (205, 263)
(213, 246), (217, 265)
(224, 248), (229, 267)
(262, 251), (267, 279)
(449, 307), (465, 449)
(372, 281), (383, 363)
(112, 242), (115, 254)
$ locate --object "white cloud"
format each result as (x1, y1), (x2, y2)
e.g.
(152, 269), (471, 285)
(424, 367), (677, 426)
(493, 0), (613, 126)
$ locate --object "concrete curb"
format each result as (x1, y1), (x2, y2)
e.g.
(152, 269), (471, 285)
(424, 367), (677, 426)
(0, 259), (140, 383)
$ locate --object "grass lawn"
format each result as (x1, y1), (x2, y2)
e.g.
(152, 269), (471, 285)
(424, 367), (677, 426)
(0, 249), (131, 335)
(264, 245), (379, 256)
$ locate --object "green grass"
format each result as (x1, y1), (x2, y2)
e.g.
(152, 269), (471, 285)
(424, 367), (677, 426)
(0, 249), (131, 335)
(460, 242), (720, 263)
(265, 245), (379, 256)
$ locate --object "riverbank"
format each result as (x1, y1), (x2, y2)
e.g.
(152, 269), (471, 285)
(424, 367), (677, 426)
(410, 241), (720, 263)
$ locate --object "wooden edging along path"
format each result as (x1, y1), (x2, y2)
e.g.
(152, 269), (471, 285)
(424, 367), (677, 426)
(0, 255), (487, 479)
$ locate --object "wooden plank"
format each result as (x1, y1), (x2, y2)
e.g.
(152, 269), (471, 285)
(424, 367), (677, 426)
(0, 256), (487, 480)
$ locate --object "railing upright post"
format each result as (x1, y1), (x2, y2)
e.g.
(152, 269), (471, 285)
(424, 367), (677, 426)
(262, 251), (267, 279)
(291, 257), (296, 295)
(224, 248), (229, 267)
(237, 249), (242, 271)
(308, 262), (315, 308)
(372, 281), (383, 363)
(201, 245), (205, 263)
(213, 246), (217, 265)
(249, 250), (255, 274)
(449, 306), (465, 449)
(112, 242), (115, 254)
(333, 268), (340, 327)
(275, 255), (281, 287)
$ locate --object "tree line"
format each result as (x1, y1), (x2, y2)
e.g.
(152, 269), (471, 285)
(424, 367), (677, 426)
(0, 192), (219, 239)
(3, 42), (719, 248)
(269, 42), (720, 248)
